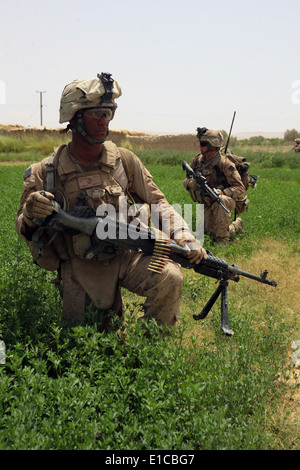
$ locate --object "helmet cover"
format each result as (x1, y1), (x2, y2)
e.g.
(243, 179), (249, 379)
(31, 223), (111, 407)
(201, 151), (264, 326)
(196, 127), (224, 148)
(59, 72), (122, 123)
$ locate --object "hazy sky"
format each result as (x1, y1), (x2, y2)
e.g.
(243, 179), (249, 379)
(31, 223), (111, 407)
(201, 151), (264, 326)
(1, 0), (300, 136)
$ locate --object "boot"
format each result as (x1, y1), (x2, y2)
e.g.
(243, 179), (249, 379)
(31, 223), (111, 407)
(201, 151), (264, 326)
(216, 237), (228, 246)
(229, 217), (244, 237)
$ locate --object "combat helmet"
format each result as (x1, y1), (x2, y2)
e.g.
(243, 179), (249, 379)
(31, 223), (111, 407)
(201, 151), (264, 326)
(59, 72), (122, 144)
(196, 127), (224, 148)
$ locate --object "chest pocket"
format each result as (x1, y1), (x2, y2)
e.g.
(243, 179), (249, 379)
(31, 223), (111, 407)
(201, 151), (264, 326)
(62, 170), (125, 212)
(85, 184), (123, 211)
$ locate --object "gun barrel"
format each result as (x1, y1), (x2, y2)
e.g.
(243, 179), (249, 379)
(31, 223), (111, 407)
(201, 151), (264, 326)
(228, 265), (277, 286)
(182, 160), (194, 176)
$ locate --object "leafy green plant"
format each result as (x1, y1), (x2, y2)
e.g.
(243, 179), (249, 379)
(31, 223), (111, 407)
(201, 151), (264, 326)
(0, 162), (299, 450)
(0, 311), (293, 450)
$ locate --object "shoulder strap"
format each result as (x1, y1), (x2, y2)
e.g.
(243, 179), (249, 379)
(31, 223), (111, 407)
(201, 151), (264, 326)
(45, 145), (68, 210)
(45, 152), (56, 192)
(202, 152), (220, 169)
(213, 153), (229, 188)
(45, 145), (68, 191)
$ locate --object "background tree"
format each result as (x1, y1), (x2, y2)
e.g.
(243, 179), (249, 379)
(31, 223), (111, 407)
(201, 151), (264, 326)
(284, 129), (300, 142)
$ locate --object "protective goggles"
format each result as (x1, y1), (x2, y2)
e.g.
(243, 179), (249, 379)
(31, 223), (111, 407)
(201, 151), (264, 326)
(84, 107), (113, 121)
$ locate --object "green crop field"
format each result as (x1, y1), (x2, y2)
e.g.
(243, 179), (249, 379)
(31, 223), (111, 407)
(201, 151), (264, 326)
(0, 141), (299, 450)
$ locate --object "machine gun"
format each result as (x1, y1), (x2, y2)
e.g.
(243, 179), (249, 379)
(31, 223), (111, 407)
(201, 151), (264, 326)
(182, 160), (230, 214)
(43, 201), (277, 336)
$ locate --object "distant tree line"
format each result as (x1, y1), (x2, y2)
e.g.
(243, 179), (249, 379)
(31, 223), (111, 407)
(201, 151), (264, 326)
(220, 130), (238, 147)
(218, 128), (300, 146)
(283, 129), (300, 142)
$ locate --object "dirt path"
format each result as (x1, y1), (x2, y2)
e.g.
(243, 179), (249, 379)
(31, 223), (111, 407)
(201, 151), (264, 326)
(224, 239), (300, 448)
(234, 238), (300, 320)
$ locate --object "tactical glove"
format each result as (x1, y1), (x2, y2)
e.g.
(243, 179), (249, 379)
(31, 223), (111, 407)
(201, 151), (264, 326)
(185, 178), (200, 191)
(23, 191), (54, 226)
(175, 237), (207, 264)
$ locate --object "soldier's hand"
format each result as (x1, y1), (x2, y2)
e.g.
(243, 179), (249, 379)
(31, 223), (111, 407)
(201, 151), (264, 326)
(175, 238), (207, 264)
(214, 188), (223, 195)
(186, 178), (201, 191)
(23, 191), (54, 222)
(186, 243), (207, 264)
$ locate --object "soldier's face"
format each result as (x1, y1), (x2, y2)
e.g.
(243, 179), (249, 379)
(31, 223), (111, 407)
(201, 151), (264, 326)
(83, 108), (110, 141)
(200, 141), (209, 155)
(200, 141), (217, 158)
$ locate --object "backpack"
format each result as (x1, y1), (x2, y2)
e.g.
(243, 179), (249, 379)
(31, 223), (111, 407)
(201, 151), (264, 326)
(223, 151), (257, 190)
(213, 151), (257, 216)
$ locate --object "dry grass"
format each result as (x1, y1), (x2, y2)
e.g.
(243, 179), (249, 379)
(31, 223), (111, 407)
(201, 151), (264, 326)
(231, 239), (300, 449)
(183, 238), (300, 449)
(230, 239), (299, 318)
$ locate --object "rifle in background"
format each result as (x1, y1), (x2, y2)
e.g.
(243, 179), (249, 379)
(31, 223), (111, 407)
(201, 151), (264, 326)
(182, 160), (230, 214)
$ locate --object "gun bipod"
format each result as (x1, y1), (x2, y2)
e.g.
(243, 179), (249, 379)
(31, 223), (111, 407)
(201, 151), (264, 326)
(193, 279), (234, 336)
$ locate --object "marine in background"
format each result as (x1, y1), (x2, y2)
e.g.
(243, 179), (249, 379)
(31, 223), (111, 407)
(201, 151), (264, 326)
(293, 138), (300, 152)
(183, 127), (249, 245)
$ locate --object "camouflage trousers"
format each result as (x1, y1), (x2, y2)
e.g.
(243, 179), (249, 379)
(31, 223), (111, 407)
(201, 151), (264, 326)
(119, 250), (183, 327)
(204, 195), (242, 239)
(61, 250), (184, 329)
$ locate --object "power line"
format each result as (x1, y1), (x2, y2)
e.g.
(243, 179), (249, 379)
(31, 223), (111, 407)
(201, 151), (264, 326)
(36, 90), (46, 126)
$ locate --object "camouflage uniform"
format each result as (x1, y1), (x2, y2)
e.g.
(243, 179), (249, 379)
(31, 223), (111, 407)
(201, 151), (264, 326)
(293, 138), (300, 152)
(184, 129), (246, 241)
(16, 141), (196, 328)
(15, 74), (204, 329)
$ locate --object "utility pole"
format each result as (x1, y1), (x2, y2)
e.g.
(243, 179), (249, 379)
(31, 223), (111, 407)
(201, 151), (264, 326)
(36, 90), (46, 126)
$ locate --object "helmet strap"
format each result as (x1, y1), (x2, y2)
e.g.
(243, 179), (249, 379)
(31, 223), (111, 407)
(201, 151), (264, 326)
(206, 142), (215, 152)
